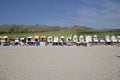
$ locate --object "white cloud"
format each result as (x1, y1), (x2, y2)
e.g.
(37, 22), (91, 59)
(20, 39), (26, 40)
(62, 0), (120, 28)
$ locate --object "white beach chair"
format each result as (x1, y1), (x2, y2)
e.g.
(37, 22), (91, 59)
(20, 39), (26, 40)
(47, 36), (53, 43)
(47, 36), (53, 45)
(66, 36), (73, 46)
(26, 36), (34, 46)
(34, 36), (40, 42)
(8, 38), (15, 46)
(79, 35), (84, 43)
(111, 36), (117, 45)
(1, 36), (9, 46)
(92, 35), (99, 45)
(19, 37), (26, 46)
(14, 38), (20, 46)
(73, 35), (78, 45)
(105, 36), (111, 45)
(117, 36), (120, 46)
(40, 36), (46, 46)
(117, 36), (120, 42)
(59, 36), (66, 46)
(85, 35), (92, 43)
(0, 36), (1, 46)
(78, 35), (86, 46)
(85, 35), (92, 46)
(53, 36), (59, 45)
(99, 36), (105, 45)
(73, 35), (78, 43)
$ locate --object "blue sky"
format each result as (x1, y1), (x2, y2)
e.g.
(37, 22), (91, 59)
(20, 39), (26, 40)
(0, 0), (120, 28)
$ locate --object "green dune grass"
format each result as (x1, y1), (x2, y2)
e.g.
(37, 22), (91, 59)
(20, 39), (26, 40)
(0, 24), (120, 37)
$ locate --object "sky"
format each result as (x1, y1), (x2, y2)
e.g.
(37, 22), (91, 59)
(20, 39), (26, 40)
(0, 0), (120, 28)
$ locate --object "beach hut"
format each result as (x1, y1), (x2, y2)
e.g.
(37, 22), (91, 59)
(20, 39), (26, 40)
(26, 36), (34, 46)
(92, 35), (99, 45)
(53, 36), (59, 45)
(40, 36), (46, 46)
(1, 36), (9, 46)
(105, 36), (111, 45)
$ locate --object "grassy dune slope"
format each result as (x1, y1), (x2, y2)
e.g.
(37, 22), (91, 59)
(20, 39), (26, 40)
(0, 24), (120, 37)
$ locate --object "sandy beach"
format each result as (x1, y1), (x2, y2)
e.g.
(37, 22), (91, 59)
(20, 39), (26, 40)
(0, 46), (120, 80)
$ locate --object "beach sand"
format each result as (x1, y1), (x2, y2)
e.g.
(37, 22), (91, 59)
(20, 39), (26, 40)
(0, 46), (120, 80)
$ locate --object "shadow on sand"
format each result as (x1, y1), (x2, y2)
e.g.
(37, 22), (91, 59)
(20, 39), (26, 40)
(116, 56), (120, 58)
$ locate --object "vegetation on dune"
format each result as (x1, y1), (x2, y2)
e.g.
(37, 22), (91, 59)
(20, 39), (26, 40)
(78, 29), (120, 36)
(0, 24), (120, 37)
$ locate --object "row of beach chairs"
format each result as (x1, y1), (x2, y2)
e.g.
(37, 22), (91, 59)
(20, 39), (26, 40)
(0, 35), (120, 46)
